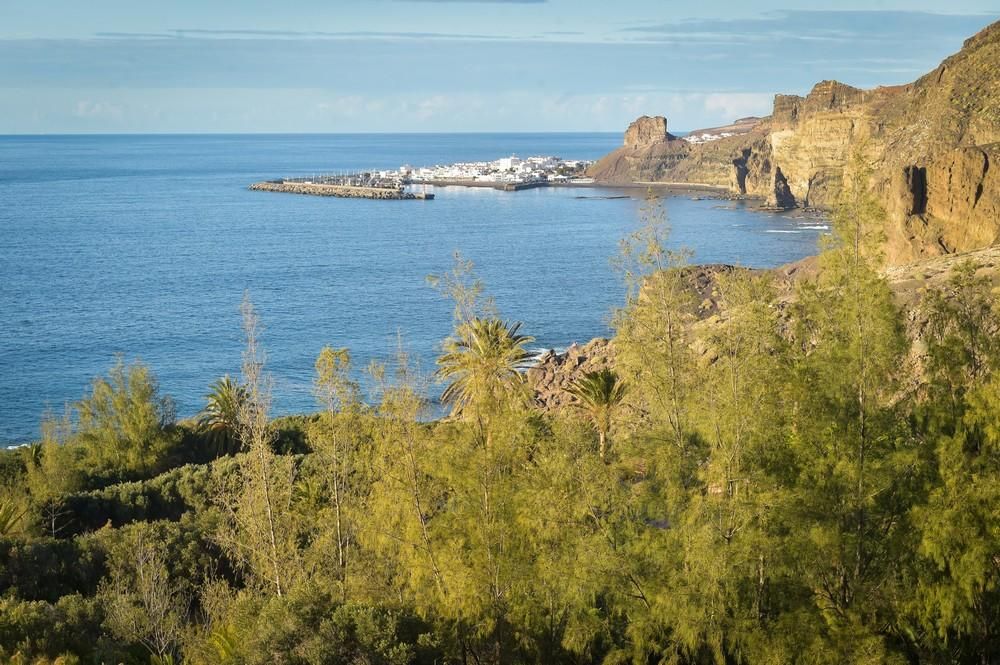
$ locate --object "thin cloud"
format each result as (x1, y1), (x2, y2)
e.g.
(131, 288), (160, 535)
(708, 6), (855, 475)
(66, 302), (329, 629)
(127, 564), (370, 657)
(622, 9), (997, 44)
(95, 28), (516, 41)
(95, 32), (183, 40)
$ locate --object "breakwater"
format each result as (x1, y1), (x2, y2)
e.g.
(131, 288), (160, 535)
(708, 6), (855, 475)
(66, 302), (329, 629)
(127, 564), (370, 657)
(249, 181), (432, 200)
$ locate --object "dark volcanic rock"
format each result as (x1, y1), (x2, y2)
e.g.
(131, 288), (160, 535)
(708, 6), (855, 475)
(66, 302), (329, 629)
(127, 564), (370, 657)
(773, 167), (797, 209)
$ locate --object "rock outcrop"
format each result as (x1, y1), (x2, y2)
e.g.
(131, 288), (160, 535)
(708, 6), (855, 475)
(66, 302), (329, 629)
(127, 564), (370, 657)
(529, 339), (616, 412)
(624, 116), (674, 149)
(588, 116), (692, 184)
(588, 20), (1000, 264)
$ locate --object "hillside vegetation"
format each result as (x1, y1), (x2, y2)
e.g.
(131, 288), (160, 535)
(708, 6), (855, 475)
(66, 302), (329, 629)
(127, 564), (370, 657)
(2, 179), (1000, 664)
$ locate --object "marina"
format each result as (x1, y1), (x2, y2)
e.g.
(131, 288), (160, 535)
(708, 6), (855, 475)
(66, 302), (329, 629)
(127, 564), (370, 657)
(249, 154), (594, 199)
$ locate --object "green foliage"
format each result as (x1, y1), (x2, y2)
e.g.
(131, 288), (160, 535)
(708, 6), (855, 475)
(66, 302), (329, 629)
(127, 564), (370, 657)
(99, 522), (188, 661)
(8, 192), (1000, 663)
(772, 157), (918, 657)
(613, 192), (698, 457)
(57, 456), (239, 536)
(909, 260), (1000, 661)
(75, 357), (179, 480)
(566, 368), (628, 461)
(214, 296), (305, 600)
(207, 623), (240, 664)
(0, 498), (27, 536)
(198, 376), (247, 456)
(0, 594), (103, 662)
(25, 412), (84, 537)
(0, 535), (107, 601)
(437, 317), (535, 420)
(305, 347), (370, 597)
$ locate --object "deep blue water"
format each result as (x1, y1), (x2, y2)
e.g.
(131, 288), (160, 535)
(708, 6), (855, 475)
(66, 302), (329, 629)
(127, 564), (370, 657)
(0, 133), (825, 444)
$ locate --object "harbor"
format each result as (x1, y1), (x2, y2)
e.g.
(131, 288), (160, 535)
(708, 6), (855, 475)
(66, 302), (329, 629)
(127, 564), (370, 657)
(249, 154), (593, 200)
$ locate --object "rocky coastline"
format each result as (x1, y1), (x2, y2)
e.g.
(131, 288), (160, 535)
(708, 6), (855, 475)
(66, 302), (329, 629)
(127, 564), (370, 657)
(587, 20), (1000, 265)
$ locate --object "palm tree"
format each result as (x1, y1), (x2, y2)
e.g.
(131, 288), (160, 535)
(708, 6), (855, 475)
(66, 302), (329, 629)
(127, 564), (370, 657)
(437, 318), (535, 420)
(209, 625), (240, 664)
(567, 368), (628, 463)
(0, 499), (27, 536)
(198, 376), (247, 455)
(23, 442), (42, 468)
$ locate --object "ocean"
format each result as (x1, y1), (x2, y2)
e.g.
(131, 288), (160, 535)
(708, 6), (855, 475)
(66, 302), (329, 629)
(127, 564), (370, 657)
(0, 133), (825, 444)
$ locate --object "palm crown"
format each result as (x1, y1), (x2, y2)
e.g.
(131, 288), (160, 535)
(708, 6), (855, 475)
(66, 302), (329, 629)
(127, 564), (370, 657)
(566, 368), (628, 461)
(436, 318), (535, 418)
(198, 375), (247, 455)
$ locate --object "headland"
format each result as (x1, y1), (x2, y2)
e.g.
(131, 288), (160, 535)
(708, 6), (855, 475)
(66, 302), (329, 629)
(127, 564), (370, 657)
(586, 20), (1000, 265)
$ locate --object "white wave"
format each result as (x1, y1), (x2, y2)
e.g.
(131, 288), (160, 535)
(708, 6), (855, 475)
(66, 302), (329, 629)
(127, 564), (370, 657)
(765, 229), (803, 234)
(527, 346), (568, 359)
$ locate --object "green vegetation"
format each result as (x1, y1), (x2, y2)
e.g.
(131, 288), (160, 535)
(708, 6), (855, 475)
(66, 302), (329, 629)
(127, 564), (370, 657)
(3, 184), (1000, 664)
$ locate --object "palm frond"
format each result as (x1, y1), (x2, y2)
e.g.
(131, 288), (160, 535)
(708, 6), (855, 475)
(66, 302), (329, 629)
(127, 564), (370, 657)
(0, 499), (27, 536)
(436, 318), (535, 416)
(198, 376), (247, 455)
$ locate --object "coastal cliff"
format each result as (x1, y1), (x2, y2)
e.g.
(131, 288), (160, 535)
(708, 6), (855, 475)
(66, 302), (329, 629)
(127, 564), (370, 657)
(588, 20), (1000, 264)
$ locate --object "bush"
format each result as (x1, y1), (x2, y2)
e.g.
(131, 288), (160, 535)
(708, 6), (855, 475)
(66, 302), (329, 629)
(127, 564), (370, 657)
(0, 447), (27, 485)
(59, 456), (241, 536)
(221, 586), (440, 665)
(0, 594), (104, 661)
(0, 536), (106, 601)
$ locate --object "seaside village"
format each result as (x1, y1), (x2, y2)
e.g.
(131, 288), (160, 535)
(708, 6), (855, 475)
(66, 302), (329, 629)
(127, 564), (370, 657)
(388, 154), (592, 186)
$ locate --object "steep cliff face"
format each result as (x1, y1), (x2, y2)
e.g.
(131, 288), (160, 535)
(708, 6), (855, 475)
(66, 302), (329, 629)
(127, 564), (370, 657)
(876, 21), (1000, 262)
(588, 20), (1000, 263)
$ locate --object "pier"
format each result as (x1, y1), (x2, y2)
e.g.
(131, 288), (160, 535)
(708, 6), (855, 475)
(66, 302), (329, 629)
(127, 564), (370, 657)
(249, 177), (433, 200)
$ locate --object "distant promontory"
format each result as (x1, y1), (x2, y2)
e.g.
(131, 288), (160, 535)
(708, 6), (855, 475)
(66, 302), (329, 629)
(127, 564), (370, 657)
(588, 19), (1000, 265)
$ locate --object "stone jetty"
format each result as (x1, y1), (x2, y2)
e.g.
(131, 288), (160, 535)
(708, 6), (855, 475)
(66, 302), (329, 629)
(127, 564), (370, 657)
(249, 181), (432, 200)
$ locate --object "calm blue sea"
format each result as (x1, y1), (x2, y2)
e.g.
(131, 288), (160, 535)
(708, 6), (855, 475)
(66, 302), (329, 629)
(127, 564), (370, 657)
(0, 133), (825, 444)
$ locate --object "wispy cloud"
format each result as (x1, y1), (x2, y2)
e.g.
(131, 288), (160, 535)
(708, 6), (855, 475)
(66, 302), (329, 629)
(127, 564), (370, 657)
(95, 28), (514, 41)
(622, 9), (997, 45)
(93, 32), (176, 40)
(2, 8), (996, 133)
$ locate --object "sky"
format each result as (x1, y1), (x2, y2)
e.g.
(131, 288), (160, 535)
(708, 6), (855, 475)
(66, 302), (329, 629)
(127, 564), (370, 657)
(0, 1), (997, 133)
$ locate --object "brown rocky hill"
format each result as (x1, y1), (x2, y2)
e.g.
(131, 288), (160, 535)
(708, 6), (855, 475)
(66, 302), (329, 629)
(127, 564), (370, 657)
(588, 20), (1000, 264)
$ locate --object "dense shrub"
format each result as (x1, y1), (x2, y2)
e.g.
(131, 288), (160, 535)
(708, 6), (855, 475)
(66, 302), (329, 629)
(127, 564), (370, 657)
(0, 594), (104, 661)
(0, 536), (106, 601)
(221, 586), (441, 665)
(59, 455), (241, 536)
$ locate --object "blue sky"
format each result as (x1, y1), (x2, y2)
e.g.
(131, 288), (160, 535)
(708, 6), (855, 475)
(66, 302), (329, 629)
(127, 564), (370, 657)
(1, 1), (996, 133)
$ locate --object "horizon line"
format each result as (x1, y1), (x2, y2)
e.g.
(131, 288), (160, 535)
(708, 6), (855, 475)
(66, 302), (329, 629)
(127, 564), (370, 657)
(0, 129), (635, 138)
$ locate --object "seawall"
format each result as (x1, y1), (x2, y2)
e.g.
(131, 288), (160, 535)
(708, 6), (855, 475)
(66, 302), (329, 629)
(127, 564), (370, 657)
(249, 181), (431, 200)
